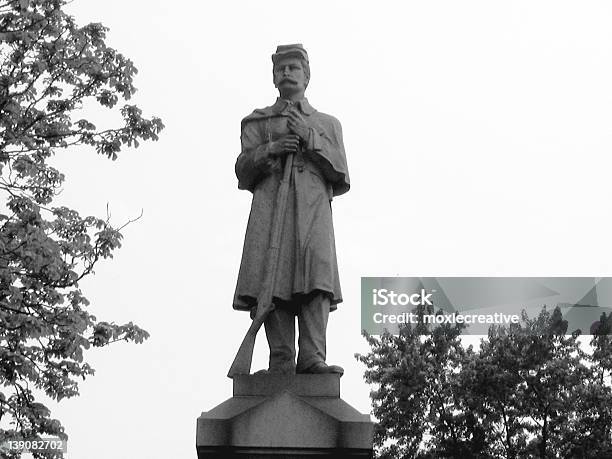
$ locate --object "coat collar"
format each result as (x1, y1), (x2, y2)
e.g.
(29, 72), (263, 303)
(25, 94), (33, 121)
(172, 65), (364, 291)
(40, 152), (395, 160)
(270, 97), (316, 116)
(243, 98), (317, 127)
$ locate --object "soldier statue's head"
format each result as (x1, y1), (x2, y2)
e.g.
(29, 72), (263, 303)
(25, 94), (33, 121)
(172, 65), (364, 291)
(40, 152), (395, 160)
(272, 44), (310, 100)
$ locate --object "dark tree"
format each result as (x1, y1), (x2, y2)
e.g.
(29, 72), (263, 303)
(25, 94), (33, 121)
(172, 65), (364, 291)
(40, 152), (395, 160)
(565, 313), (612, 458)
(0, 0), (163, 457)
(357, 308), (612, 459)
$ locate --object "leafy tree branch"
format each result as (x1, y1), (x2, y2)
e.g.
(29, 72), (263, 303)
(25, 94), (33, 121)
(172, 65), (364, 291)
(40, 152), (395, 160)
(0, 0), (163, 456)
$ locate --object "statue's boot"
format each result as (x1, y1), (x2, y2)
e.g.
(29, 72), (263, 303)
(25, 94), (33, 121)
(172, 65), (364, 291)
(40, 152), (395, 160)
(298, 362), (344, 375)
(254, 364), (295, 375)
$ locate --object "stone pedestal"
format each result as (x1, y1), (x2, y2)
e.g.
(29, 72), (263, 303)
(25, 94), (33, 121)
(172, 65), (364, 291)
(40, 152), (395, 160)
(196, 374), (374, 458)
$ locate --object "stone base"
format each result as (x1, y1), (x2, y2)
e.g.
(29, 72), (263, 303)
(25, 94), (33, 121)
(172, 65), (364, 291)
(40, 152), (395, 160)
(196, 374), (373, 458)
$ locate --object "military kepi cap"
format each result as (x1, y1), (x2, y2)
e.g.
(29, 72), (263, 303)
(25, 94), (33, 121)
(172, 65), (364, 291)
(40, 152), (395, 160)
(272, 44), (309, 65)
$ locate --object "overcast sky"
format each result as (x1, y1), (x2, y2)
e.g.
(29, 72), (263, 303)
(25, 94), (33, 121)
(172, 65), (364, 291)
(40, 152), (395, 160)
(21, 1), (612, 458)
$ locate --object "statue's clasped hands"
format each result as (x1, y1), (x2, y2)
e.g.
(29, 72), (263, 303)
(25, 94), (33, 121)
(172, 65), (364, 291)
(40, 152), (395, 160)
(287, 108), (309, 141)
(268, 134), (300, 157)
(268, 108), (310, 158)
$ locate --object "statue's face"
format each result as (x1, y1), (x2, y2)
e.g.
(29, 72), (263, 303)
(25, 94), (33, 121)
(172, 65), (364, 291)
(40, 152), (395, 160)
(273, 57), (308, 96)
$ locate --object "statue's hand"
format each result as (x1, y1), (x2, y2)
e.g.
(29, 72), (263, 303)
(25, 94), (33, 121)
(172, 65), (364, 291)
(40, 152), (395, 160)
(268, 134), (300, 157)
(287, 109), (309, 141)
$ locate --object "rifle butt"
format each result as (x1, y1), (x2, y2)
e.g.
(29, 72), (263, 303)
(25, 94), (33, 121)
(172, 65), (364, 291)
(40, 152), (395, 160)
(227, 323), (259, 378)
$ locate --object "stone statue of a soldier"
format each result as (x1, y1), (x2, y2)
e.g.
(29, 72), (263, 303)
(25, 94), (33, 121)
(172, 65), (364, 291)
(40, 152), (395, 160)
(233, 44), (350, 375)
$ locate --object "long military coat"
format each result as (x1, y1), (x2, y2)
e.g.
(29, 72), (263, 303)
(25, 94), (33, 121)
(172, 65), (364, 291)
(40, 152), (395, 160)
(233, 98), (350, 312)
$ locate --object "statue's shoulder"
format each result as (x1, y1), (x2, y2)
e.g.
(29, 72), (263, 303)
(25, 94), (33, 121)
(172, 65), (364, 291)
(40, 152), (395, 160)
(310, 110), (342, 131)
(241, 104), (277, 128)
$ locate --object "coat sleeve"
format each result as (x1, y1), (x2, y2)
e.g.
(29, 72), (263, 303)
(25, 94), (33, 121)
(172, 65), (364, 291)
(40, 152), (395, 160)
(235, 118), (278, 192)
(305, 116), (350, 197)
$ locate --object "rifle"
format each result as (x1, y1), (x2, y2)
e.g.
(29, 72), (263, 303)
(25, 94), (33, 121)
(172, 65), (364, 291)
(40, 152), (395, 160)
(228, 143), (295, 378)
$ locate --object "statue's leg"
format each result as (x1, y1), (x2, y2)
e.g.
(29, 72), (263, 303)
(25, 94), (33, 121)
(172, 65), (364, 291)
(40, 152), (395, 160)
(295, 291), (330, 372)
(264, 302), (297, 374)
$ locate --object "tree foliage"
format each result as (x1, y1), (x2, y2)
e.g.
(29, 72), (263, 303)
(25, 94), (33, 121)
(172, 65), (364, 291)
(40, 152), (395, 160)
(357, 308), (612, 459)
(0, 0), (163, 456)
